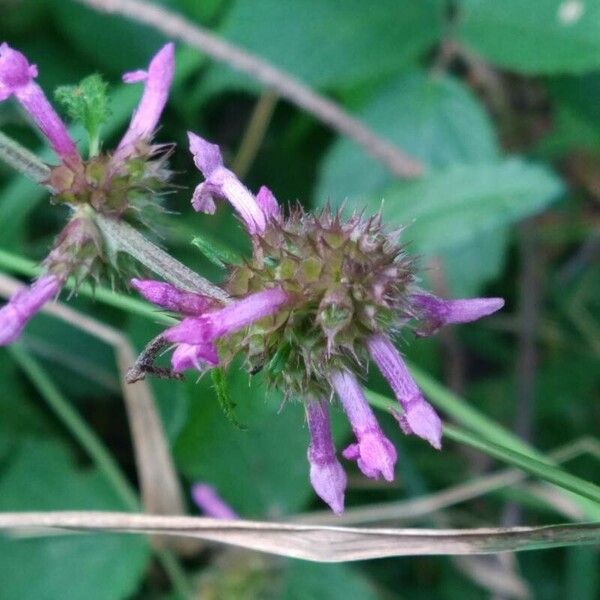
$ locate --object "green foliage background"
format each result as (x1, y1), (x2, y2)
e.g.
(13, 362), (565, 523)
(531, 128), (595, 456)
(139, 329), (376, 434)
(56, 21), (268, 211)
(0, 0), (598, 598)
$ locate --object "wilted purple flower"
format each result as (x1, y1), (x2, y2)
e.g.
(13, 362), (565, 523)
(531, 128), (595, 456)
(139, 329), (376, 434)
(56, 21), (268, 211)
(0, 43), (177, 345)
(132, 136), (505, 512)
(191, 483), (238, 519)
(0, 275), (61, 345)
(306, 398), (347, 514)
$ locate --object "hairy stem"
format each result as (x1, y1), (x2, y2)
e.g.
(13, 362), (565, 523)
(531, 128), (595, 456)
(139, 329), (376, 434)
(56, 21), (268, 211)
(0, 130), (51, 183)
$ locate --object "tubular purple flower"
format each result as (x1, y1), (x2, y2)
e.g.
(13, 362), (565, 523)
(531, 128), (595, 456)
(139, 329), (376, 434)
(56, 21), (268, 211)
(171, 342), (219, 372)
(306, 398), (347, 514)
(164, 287), (289, 345)
(130, 278), (215, 315)
(191, 483), (238, 519)
(331, 370), (397, 481)
(0, 274), (62, 345)
(256, 185), (281, 221)
(115, 43), (175, 158)
(0, 43), (80, 166)
(188, 132), (267, 235)
(366, 334), (442, 449)
(412, 293), (505, 336)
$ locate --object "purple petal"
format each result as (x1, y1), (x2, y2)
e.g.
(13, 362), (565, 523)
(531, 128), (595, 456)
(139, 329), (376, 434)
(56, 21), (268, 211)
(256, 186), (281, 221)
(331, 370), (397, 481)
(171, 343), (219, 372)
(130, 278), (215, 315)
(122, 69), (147, 84)
(188, 132), (223, 175)
(164, 287), (289, 344)
(116, 43), (175, 157)
(188, 132), (267, 234)
(306, 399), (347, 514)
(367, 334), (442, 449)
(0, 43), (80, 165)
(412, 293), (504, 335)
(191, 483), (238, 519)
(0, 274), (62, 345)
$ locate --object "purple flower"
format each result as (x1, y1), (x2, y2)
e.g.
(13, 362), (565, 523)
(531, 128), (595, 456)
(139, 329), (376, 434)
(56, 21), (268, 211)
(367, 334), (442, 449)
(115, 43), (175, 160)
(188, 132), (268, 235)
(306, 398), (347, 514)
(0, 275), (62, 345)
(0, 43), (80, 166)
(171, 342), (219, 373)
(191, 483), (238, 519)
(412, 294), (504, 336)
(164, 287), (289, 345)
(256, 186), (281, 222)
(130, 278), (215, 315)
(331, 370), (397, 481)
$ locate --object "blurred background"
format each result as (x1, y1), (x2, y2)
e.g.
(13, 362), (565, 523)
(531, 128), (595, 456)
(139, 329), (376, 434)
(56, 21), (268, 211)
(0, 0), (598, 598)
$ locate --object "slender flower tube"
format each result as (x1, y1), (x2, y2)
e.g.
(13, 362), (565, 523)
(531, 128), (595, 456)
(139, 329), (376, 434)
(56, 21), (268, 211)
(171, 342), (219, 372)
(0, 43), (80, 166)
(0, 275), (62, 345)
(367, 334), (442, 449)
(115, 43), (175, 159)
(191, 483), (238, 519)
(130, 278), (214, 315)
(188, 132), (267, 235)
(164, 287), (288, 345)
(331, 370), (397, 481)
(412, 294), (505, 336)
(306, 398), (347, 514)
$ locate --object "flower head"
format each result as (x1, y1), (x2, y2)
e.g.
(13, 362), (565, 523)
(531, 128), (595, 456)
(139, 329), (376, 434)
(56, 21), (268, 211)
(0, 43), (177, 345)
(131, 136), (505, 512)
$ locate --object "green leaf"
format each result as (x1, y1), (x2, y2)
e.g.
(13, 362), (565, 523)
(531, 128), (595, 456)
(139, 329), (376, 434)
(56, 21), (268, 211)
(0, 439), (150, 600)
(317, 70), (499, 203)
(211, 367), (248, 430)
(204, 0), (443, 92)
(175, 370), (350, 517)
(281, 561), (378, 600)
(191, 234), (243, 268)
(55, 75), (110, 156)
(458, 0), (600, 74)
(376, 159), (563, 255)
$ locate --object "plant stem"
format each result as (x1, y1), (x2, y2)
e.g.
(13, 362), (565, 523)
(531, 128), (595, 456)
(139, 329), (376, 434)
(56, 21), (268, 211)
(8, 345), (193, 599)
(0, 130), (51, 183)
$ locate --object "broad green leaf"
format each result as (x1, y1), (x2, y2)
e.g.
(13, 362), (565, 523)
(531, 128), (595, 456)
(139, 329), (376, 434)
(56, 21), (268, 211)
(458, 0), (600, 74)
(175, 369), (350, 517)
(204, 0), (443, 92)
(0, 440), (150, 600)
(281, 561), (378, 600)
(316, 70), (499, 203)
(375, 159), (563, 255)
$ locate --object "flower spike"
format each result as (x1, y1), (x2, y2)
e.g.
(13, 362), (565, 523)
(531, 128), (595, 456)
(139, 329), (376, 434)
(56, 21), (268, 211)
(0, 43), (80, 166)
(188, 132), (267, 234)
(331, 370), (397, 481)
(367, 334), (442, 449)
(171, 342), (219, 373)
(0, 275), (62, 345)
(306, 398), (347, 514)
(115, 43), (175, 159)
(412, 294), (505, 336)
